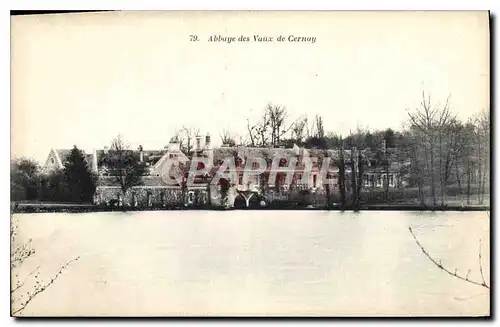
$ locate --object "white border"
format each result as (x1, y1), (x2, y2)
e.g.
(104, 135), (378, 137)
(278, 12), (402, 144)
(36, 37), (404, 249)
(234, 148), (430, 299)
(3, 1), (498, 326)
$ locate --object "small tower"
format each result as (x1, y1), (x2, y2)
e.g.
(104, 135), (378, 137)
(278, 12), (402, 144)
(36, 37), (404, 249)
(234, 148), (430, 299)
(205, 133), (211, 149)
(138, 145), (144, 163)
(92, 148), (98, 173)
(195, 134), (202, 152)
(203, 133), (214, 165)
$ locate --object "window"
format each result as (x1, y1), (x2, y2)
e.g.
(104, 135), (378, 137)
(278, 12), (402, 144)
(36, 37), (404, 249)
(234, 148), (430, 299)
(238, 174), (243, 185)
(313, 174), (317, 187)
(377, 175), (381, 186)
(389, 175), (394, 187)
(50, 157), (55, 165)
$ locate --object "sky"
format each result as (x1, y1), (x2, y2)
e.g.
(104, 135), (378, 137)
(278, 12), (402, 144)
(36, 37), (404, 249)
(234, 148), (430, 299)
(11, 11), (489, 163)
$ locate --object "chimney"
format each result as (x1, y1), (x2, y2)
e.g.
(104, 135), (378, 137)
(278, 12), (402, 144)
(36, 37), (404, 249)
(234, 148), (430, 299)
(138, 145), (144, 163)
(104, 146), (109, 154)
(205, 133), (211, 149)
(195, 135), (202, 151)
(203, 133), (213, 165)
(92, 148), (98, 173)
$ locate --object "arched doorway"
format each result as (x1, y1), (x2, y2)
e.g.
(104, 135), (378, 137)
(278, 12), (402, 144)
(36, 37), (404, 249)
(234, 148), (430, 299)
(233, 194), (246, 209)
(233, 190), (264, 209)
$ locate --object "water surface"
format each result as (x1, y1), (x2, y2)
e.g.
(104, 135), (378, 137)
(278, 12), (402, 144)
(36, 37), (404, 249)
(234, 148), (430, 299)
(12, 210), (490, 316)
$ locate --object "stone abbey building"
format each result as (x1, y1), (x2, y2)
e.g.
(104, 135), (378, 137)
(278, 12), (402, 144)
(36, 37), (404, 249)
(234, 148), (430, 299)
(43, 134), (408, 208)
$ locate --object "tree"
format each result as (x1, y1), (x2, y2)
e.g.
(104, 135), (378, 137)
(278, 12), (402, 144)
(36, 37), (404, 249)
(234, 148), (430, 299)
(290, 115), (308, 145)
(383, 128), (396, 148)
(461, 121), (476, 204)
(246, 109), (270, 147)
(246, 103), (293, 147)
(314, 115), (325, 139)
(102, 135), (146, 197)
(325, 133), (343, 149)
(407, 91), (454, 206)
(175, 126), (200, 156)
(63, 146), (97, 203)
(267, 104), (290, 146)
(219, 178), (231, 208)
(303, 115), (326, 147)
(337, 136), (347, 210)
(405, 128), (427, 206)
(11, 158), (40, 201)
(442, 119), (467, 198)
(471, 110), (490, 205)
(304, 136), (328, 149)
(220, 129), (236, 146)
(38, 170), (69, 202)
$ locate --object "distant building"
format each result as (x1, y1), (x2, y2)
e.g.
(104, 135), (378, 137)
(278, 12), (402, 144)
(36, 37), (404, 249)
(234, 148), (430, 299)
(43, 134), (408, 208)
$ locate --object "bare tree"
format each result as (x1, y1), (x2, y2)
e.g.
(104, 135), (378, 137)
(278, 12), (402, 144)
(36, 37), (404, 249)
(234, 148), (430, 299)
(407, 91), (454, 206)
(220, 128), (236, 146)
(291, 115), (308, 144)
(246, 103), (293, 147)
(179, 126), (200, 155)
(246, 110), (270, 147)
(440, 118), (468, 202)
(471, 110), (490, 205)
(337, 136), (347, 210)
(314, 115), (325, 139)
(103, 134), (146, 197)
(267, 104), (291, 146)
(404, 129), (426, 206)
(11, 215), (79, 315)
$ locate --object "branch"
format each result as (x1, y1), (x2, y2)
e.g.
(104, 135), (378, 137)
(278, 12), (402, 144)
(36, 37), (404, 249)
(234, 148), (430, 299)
(11, 239), (35, 269)
(11, 256), (80, 315)
(478, 239), (487, 287)
(409, 226), (489, 289)
(11, 266), (40, 294)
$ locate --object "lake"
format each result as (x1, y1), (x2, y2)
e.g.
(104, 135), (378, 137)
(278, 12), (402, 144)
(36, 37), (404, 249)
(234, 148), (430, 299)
(11, 210), (490, 317)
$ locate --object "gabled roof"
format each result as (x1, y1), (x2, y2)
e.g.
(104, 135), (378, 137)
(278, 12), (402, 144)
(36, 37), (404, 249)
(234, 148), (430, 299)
(54, 149), (168, 168)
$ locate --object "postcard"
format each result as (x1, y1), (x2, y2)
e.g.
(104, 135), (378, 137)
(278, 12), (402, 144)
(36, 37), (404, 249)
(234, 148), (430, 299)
(10, 10), (490, 317)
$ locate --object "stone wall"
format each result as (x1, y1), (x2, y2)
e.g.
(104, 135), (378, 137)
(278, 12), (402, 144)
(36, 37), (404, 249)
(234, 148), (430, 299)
(94, 186), (210, 207)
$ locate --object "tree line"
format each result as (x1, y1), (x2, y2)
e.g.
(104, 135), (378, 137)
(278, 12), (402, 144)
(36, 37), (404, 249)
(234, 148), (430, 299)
(218, 92), (490, 207)
(11, 146), (97, 203)
(11, 136), (147, 204)
(11, 91), (490, 207)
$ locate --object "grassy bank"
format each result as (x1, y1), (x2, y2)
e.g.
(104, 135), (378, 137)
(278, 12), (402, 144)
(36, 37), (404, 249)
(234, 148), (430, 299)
(11, 201), (490, 214)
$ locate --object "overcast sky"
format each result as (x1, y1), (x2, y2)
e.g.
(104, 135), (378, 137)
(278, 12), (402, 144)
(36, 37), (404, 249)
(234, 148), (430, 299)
(11, 11), (489, 162)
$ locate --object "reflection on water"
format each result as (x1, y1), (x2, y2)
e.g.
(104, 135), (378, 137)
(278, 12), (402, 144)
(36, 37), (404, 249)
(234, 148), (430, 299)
(12, 211), (490, 316)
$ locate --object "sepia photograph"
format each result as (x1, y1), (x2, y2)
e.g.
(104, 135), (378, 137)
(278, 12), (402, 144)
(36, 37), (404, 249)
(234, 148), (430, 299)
(10, 10), (490, 317)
